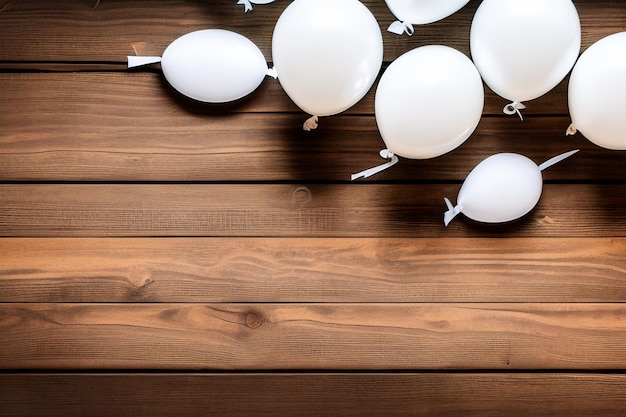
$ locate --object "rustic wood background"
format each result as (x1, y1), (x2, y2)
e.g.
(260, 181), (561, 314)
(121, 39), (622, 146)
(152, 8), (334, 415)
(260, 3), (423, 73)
(1, 0), (625, 416)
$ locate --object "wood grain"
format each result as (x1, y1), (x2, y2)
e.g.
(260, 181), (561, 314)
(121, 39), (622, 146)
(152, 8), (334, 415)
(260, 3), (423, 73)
(1, 184), (625, 237)
(1, 373), (625, 417)
(1, 237), (625, 303)
(1, 303), (625, 370)
(3, 72), (621, 182)
(0, 0), (622, 62)
(2, 0), (626, 415)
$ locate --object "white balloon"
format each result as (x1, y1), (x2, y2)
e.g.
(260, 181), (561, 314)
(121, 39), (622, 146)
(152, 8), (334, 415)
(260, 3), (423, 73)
(128, 30), (269, 103)
(568, 32), (626, 150)
(470, 0), (581, 115)
(160, 29), (269, 103)
(444, 150), (579, 226)
(272, 0), (383, 129)
(385, 0), (470, 35)
(375, 45), (484, 160)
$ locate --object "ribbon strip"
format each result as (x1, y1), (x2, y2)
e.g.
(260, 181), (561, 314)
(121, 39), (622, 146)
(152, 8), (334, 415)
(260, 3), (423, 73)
(351, 149), (399, 181)
(537, 149), (579, 172)
(443, 198), (462, 227)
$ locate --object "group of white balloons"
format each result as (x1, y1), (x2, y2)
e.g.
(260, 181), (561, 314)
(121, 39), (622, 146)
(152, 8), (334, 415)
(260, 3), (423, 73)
(128, 0), (626, 225)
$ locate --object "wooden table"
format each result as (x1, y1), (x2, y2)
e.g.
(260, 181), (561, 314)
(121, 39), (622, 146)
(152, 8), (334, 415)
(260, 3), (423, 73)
(1, 1), (625, 415)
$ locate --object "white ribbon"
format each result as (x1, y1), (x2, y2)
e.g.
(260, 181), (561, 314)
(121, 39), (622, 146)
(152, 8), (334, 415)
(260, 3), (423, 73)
(537, 149), (579, 172)
(387, 20), (414, 36)
(443, 198), (462, 227)
(351, 149), (399, 181)
(503, 101), (526, 120)
(238, 0), (253, 12)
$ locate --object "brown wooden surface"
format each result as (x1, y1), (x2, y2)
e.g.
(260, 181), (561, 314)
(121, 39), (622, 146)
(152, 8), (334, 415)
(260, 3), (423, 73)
(2, 237), (626, 303)
(1, 0), (625, 416)
(1, 374), (626, 417)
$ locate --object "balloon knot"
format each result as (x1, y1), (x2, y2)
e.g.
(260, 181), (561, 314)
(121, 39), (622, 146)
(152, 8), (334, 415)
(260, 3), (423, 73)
(503, 102), (526, 121)
(237, 0), (253, 12)
(387, 20), (414, 36)
(303, 115), (319, 131)
(443, 198), (462, 227)
(566, 124), (578, 136)
(266, 67), (278, 79)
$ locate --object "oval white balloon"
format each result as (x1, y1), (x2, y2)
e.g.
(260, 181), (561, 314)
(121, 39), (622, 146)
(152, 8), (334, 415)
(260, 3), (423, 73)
(156, 29), (268, 103)
(470, 0), (581, 110)
(385, 0), (469, 34)
(375, 45), (484, 159)
(444, 150), (579, 226)
(127, 30), (270, 103)
(272, 0), (383, 124)
(568, 32), (626, 150)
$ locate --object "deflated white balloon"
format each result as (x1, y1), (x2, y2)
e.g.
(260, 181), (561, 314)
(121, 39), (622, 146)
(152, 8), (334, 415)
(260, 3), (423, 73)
(272, 0), (383, 126)
(375, 45), (484, 159)
(444, 150), (579, 226)
(470, 0), (581, 113)
(385, 0), (470, 35)
(128, 29), (269, 103)
(568, 32), (626, 150)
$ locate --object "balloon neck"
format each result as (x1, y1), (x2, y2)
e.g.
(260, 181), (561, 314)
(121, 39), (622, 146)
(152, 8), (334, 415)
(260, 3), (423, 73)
(387, 20), (414, 36)
(566, 124), (578, 136)
(266, 67), (278, 79)
(503, 102), (526, 121)
(351, 149), (399, 181)
(237, 0), (253, 12)
(127, 56), (162, 69)
(443, 198), (462, 227)
(303, 115), (319, 131)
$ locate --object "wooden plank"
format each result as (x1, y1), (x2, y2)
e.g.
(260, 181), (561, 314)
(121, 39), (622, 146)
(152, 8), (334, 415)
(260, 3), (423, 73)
(1, 373), (625, 417)
(1, 237), (626, 303)
(2, 72), (609, 182)
(2, 72), (614, 182)
(0, 0), (622, 62)
(0, 70), (572, 116)
(1, 303), (625, 370)
(1, 184), (625, 238)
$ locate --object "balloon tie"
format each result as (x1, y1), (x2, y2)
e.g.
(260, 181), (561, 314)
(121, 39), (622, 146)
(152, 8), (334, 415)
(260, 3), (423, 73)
(266, 67), (278, 79)
(237, 0), (253, 12)
(566, 124), (578, 136)
(303, 115), (319, 131)
(538, 149), (579, 172)
(127, 56), (162, 69)
(443, 198), (462, 227)
(387, 21), (414, 36)
(503, 101), (526, 120)
(351, 149), (399, 181)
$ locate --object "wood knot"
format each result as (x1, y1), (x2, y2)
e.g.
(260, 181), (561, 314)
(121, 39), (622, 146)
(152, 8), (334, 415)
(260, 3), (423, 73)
(129, 267), (153, 288)
(291, 186), (312, 209)
(245, 312), (264, 329)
